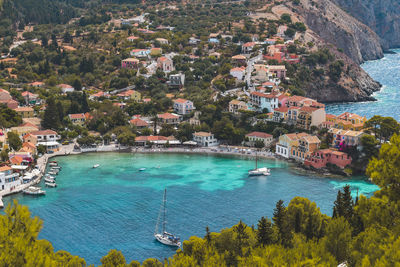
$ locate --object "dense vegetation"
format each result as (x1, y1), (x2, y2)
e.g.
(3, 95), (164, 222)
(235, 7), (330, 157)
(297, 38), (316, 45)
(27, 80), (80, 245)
(1, 134), (400, 266)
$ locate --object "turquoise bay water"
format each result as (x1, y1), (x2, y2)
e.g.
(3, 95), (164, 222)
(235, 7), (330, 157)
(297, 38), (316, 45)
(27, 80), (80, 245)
(3, 153), (378, 264)
(326, 49), (400, 120)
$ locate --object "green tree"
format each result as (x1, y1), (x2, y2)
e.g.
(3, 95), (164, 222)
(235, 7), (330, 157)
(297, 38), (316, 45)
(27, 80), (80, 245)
(100, 249), (126, 267)
(7, 131), (22, 151)
(256, 216), (274, 246)
(367, 134), (400, 200)
(273, 200), (293, 247)
(324, 217), (352, 263)
(42, 97), (60, 130)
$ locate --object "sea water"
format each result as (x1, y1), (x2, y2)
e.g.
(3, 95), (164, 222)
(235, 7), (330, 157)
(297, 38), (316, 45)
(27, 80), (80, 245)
(326, 49), (400, 120)
(3, 153), (378, 264)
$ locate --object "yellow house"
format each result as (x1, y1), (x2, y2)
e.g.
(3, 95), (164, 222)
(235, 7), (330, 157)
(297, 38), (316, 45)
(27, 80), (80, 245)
(150, 47), (162, 56)
(14, 107), (34, 118)
(117, 89), (141, 102)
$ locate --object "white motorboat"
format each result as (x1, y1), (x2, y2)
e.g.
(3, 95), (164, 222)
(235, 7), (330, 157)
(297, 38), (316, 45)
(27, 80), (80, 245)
(93, 164), (100, 168)
(50, 168), (59, 174)
(45, 182), (57, 187)
(48, 171), (57, 176)
(49, 162), (58, 167)
(45, 174), (55, 179)
(45, 177), (56, 183)
(154, 189), (181, 247)
(139, 168), (146, 171)
(23, 186), (46, 195)
(248, 153), (271, 176)
(51, 166), (61, 169)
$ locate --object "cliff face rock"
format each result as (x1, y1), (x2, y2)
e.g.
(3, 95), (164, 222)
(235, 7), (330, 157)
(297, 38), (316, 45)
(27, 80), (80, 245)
(332, 0), (400, 49)
(300, 46), (381, 103)
(291, 0), (384, 64)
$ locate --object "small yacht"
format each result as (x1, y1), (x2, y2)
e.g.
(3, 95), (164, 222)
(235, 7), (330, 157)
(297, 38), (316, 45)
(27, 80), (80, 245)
(45, 182), (57, 188)
(154, 189), (181, 247)
(23, 186), (46, 195)
(139, 168), (146, 171)
(51, 166), (61, 170)
(50, 168), (59, 174)
(248, 167), (271, 176)
(49, 162), (58, 167)
(93, 164), (100, 168)
(48, 171), (57, 176)
(248, 153), (271, 176)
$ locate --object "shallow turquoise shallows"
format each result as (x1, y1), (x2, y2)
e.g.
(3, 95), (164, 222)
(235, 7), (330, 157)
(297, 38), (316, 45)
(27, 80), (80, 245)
(3, 153), (378, 264)
(326, 49), (400, 120)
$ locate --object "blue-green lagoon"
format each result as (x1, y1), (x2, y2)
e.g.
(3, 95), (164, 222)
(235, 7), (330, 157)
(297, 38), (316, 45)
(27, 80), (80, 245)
(3, 152), (378, 264)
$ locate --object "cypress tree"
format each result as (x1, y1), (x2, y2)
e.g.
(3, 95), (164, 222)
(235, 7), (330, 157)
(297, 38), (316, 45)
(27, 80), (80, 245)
(273, 200), (293, 247)
(294, 211), (301, 233)
(205, 226), (211, 245)
(305, 213), (314, 240)
(81, 92), (89, 113)
(342, 185), (354, 221)
(233, 220), (249, 256)
(257, 216), (274, 246)
(333, 190), (343, 218)
(56, 101), (64, 122)
(42, 97), (60, 130)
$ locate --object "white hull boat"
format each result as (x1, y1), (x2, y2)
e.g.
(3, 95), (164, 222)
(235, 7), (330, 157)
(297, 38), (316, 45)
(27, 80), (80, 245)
(48, 171), (57, 176)
(154, 189), (181, 247)
(45, 182), (57, 187)
(23, 186), (46, 195)
(45, 178), (56, 183)
(248, 167), (270, 176)
(93, 164), (100, 168)
(248, 152), (271, 176)
(49, 163), (58, 167)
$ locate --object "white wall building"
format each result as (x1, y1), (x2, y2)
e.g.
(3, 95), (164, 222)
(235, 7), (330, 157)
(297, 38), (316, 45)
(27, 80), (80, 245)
(193, 132), (218, 147)
(250, 92), (279, 112)
(0, 166), (21, 191)
(173, 98), (195, 115)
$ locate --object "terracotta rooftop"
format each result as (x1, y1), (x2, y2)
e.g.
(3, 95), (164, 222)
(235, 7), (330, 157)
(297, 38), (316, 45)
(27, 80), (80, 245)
(246, 131), (273, 138)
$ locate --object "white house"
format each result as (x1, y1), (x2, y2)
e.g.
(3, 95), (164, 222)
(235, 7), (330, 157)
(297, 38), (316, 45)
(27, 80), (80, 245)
(250, 92), (279, 112)
(242, 42), (256, 53)
(130, 49), (150, 58)
(57, 84), (74, 93)
(230, 67), (246, 80)
(193, 132), (218, 147)
(245, 132), (273, 147)
(31, 130), (60, 152)
(0, 166), (21, 192)
(173, 98), (195, 115)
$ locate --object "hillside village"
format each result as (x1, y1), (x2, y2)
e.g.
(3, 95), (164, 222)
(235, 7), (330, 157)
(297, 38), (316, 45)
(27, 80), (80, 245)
(0, 1), (397, 196)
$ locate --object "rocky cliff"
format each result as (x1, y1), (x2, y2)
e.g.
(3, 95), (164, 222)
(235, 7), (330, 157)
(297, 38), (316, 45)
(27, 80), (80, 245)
(291, 0), (384, 64)
(332, 0), (400, 49)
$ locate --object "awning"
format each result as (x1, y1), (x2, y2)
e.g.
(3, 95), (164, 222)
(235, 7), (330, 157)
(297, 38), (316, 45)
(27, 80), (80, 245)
(183, 141), (197, 145)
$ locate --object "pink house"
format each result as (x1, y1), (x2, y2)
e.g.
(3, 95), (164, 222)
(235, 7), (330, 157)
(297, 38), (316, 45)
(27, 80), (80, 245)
(121, 58), (140, 69)
(304, 149), (352, 169)
(157, 57), (173, 72)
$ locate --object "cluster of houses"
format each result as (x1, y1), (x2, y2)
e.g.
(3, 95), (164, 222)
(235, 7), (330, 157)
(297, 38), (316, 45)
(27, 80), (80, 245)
(227, 90), (368, 170)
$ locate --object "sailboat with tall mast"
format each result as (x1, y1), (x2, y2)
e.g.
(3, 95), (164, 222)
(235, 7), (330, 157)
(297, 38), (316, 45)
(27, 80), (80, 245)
(154, 189), (181, 247)
(248, 152), (270, 176)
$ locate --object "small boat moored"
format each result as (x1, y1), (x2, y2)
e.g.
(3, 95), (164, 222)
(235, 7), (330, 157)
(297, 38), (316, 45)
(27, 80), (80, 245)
(23, 186), (46, 195)
(93, 164), (100, 168)
(48, 171), (57, 176)
(248, 152), (271, 176)
(45, 177), (56, 183)
(45, 182), (57, 188)
(139, 168), (146, 172)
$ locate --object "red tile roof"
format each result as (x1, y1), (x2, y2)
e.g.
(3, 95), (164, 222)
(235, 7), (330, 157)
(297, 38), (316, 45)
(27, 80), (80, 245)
(157, 113), (179, 119)
(68, 113), (85, 119)
(246, 131), (273, 138)
(174, 98), (189, 104)
(31, 130), (57, 136)
(130, 118), (148, 127)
